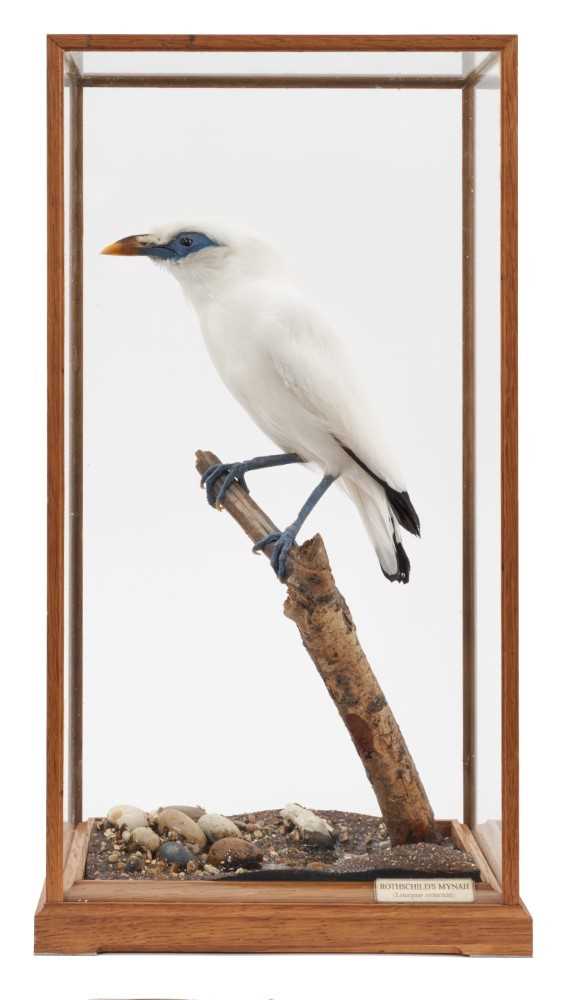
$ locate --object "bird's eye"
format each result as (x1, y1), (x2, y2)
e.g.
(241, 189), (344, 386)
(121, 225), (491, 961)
(179, 236), (193, 247)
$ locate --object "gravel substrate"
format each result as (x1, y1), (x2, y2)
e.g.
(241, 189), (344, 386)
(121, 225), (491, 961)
(85, 808), (481, 882)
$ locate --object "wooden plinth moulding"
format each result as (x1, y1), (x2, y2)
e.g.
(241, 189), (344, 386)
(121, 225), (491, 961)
(35, 897), (532, 956)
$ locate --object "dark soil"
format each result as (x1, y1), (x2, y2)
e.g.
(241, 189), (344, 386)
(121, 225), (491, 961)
(85, 808), (481, 882)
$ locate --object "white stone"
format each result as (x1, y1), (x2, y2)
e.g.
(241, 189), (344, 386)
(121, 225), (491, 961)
(280, 803), (335, 847)
(198, 813), (242, 843)
(132, 827), (160, 852)
(157, 808), (207, 850)
(107, 804), (148, 830)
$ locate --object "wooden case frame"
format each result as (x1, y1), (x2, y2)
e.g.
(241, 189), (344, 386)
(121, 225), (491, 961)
(36, 34), (531, 956)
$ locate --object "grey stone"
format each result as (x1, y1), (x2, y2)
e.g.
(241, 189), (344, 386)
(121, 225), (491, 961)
(159, 805), (206, 822)
(158, 841), (195, 866)
(125, 856), (144, 873)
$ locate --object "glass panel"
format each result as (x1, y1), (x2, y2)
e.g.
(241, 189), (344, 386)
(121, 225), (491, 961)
(65, 48), (503, 888)
(63, 73), (71, 832)
(474, 59), (502, 882)
(75, 49), (492, 78)
(64, 54), (83, 833)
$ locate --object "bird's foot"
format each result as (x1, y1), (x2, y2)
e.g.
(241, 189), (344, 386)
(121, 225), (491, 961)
(200, 462), (250, 508)
(253, 525), (297, 581)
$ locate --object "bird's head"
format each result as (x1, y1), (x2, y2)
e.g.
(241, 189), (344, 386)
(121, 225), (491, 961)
(101, 220), (282, 300)
(101, 223), (223, 267)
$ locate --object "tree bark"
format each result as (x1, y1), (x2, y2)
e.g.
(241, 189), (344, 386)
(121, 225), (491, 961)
(195, 450), (440, 845)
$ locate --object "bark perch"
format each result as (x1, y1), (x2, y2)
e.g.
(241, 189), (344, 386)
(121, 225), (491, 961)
(195, 450), (439, 845)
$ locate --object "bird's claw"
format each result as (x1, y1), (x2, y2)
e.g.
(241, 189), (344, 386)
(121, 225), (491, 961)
(253, 526), (297, 581)
(200, 462), (250, 508)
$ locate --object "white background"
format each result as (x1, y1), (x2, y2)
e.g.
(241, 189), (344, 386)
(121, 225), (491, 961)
(1, 0), (563, 996)
(83, 79), (465, 821)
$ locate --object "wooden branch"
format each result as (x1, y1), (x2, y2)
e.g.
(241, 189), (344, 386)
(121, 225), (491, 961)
(195, 450), (439, 845)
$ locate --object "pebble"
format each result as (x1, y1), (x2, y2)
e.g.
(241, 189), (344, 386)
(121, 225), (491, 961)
(203, 864), (220, 875)
(107, 804), (148, 830)
(158, 841), (195, 866)
(132, 827), (160, 852)
(280, 803), (335, 848)
(125, 856), (144, 873)
(108, 851), (119, 863)
(208, 837), (263, 871)
(157, 808), (207, 851)
(198, 813), (241, 843)
(159, 805), (206, 822)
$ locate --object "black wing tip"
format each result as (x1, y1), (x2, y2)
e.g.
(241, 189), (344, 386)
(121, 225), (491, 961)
(381, 541), (411, 584)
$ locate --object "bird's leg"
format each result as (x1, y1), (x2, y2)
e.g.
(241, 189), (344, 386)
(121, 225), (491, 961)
(201, 452), (302, 508)
(253, 474), (336, 581)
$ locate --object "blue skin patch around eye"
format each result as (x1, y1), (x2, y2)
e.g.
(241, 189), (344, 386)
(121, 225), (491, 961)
(141, 231), (219, 260)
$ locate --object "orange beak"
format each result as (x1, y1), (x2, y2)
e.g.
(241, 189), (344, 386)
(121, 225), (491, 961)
(101, 234), (152, 256)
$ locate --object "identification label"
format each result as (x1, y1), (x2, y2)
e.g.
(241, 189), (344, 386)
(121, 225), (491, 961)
(374, 877), (475, 903)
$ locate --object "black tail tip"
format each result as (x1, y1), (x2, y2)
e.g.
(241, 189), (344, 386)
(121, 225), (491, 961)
(382, 541), (411, 584)
(386, 487), (421, 537)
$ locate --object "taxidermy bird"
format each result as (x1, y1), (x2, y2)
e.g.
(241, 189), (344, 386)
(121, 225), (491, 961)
(102, 222), (420, 583)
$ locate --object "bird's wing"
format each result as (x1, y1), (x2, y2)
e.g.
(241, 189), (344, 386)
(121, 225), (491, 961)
(264, 292), (420, 536)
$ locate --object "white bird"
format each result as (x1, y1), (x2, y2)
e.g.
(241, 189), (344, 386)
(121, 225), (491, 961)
(102, 221), (420, 582)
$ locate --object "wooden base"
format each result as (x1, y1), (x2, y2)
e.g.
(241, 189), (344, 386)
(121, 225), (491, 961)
(34, 819), (532, 955)
(35, 895), (532, 956)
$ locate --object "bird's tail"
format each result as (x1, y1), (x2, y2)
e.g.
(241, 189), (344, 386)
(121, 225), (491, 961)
(342, 476), (411, 583)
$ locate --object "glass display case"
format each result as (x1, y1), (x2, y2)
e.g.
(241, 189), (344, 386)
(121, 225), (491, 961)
(36, 34), (530, 956)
